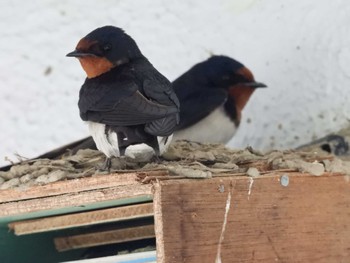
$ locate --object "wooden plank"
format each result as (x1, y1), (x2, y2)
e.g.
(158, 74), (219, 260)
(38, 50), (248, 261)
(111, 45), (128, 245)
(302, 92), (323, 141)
(54, 224), (155, 251)
(9, 203), (153, 235)
(0, 172), (147, 203)
(60, 251), (157, 263)
(153, 172), (350, 263)
(0, 184), (152, 217)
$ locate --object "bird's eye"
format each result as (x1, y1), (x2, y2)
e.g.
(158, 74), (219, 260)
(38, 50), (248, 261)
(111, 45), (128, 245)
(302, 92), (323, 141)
(103, 44), (112, 51)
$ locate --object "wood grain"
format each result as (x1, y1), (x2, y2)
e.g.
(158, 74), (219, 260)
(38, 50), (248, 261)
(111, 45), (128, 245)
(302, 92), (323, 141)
(153, 172), (350, 263)
(0, 173), (145, 203)
(9, 203), (153, 235)
(0, 184), (152, 217)
(54, 224), (155, 251)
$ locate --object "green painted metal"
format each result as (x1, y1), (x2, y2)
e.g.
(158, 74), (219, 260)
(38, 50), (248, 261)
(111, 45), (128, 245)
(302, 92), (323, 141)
(0, 226), (85, 263)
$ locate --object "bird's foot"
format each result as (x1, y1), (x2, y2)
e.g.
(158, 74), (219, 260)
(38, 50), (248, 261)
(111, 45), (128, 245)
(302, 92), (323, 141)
(151, 155), (164, 164)
(96, 157), (112, 173)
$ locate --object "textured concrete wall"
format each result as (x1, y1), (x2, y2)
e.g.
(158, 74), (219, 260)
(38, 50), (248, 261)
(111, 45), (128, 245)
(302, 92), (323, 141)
(1, 0), (349, 165)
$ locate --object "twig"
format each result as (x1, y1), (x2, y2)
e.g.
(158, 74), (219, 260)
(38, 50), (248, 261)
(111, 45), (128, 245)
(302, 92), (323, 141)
(139, 175), (187, 184)
(14, 153), (30, 162)
(261, 168), (298, 174)
(4, 156), (15, 165)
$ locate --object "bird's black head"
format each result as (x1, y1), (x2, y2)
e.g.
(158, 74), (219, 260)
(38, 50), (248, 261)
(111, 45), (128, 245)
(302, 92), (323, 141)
(67, 26), (143, 78)
(175, 55), (267, 123)
(205, 56), (267, 122)
(195, 55), (266, 89)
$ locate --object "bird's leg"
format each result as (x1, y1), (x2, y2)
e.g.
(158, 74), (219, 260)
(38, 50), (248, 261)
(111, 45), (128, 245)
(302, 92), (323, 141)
(147, 138), (163, 163)
(101, 157), (112, 172)
(151, 152), (165, 163)
(119, 146), (126, 157)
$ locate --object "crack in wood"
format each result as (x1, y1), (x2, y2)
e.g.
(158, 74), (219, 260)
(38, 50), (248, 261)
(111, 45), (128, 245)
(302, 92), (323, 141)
(215, 185), (232, 263)
(267, 235), (282, 262)
(248, 177), (254, 200)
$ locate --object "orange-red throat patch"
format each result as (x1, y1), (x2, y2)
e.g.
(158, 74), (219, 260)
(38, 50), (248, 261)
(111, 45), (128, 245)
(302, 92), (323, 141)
(228, 85), (255, 121)
(75, 38), (115, 78)
(78, 56), (114, 79)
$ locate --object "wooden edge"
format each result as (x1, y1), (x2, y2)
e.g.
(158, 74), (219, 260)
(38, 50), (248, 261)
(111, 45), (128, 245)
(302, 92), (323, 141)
(0, 172), (144, 203)
(1, 170), (340, 204)
(54, 224), (155, 252)
(223, 171), (344, 179)
(56, 251), (157, 263)
(1, 172), (342, 218)
(0, 184), (152, 217)
(155, 171), (345, 186)
(9, 203), (154, 235)
(153, 182), (165, 263)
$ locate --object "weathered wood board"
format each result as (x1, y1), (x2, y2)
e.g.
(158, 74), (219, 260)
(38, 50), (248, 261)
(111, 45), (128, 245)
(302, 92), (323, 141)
(54, 224), (155, 251)
(0, 183), (152, 217)
(153, 172), (350, 263)
(9, 203), (153, 235)
(0, 173), (147, 203)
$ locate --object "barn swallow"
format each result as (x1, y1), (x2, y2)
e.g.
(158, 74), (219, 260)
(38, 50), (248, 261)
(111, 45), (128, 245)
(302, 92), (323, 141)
(173, 55), (266, 144)
(67, 26), (180, 169)
(8, 55), (265, 164)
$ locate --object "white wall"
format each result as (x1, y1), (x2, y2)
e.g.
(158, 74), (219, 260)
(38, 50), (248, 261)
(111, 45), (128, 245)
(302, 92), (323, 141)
(1, 0), (350, 166)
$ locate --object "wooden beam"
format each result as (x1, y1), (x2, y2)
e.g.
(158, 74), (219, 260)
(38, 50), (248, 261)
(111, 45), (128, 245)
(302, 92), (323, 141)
(54, 224), (155, 252)
(153, 172), (350, 263)
(9, 203), (153, 235)
(0, 172), (151, 203)
(0, 184), (152, 217)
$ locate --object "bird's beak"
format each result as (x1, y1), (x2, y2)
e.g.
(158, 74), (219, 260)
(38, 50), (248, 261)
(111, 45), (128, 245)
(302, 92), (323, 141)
(66, 50), (98, 58)
(244, 82), (267, 88)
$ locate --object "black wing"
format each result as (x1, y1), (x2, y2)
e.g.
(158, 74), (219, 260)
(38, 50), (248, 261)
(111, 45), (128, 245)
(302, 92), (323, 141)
(79, 81), (179, 130)
(143, 78), (180, 109)
(142, 78), (180, 136)
(175, 88), (227, 130)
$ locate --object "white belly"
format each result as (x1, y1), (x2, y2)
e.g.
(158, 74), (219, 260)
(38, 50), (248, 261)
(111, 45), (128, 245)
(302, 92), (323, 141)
(125, 134), (173, 159)
(87, 121), (173, 158)
(173, 106), (237, 144)
(88, 122), (119, 158)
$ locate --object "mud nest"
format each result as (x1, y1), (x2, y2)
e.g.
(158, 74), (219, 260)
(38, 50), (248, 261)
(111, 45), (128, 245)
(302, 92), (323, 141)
(1, 140), (350, 190)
